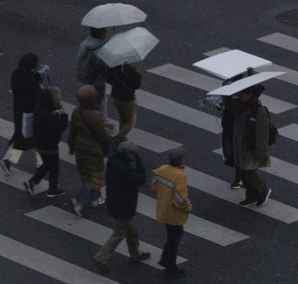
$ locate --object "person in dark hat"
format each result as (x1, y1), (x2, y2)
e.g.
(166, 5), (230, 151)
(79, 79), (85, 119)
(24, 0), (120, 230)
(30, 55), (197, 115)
(93, 141), (150, 272)
(152, 147), (192, 280)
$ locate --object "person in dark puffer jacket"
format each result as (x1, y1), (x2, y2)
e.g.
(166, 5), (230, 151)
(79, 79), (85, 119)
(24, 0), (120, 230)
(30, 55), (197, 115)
(23, 88), (68, 198)
(93, 141), (150, 272)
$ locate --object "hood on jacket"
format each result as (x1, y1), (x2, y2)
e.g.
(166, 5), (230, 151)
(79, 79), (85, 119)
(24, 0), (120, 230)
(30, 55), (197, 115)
(76, 85), (98, 110)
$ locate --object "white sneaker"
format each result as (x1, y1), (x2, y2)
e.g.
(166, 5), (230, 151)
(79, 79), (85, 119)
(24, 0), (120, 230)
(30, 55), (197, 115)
(90, 197), (105, 208)
(70, 198), (82, 217)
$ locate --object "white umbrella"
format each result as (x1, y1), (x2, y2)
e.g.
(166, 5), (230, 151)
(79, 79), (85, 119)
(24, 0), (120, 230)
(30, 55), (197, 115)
(207, 72), (286, 96)
(81, 3), (147, 28)
(96, 27), (159, 67)
(193, 49), (272, 80)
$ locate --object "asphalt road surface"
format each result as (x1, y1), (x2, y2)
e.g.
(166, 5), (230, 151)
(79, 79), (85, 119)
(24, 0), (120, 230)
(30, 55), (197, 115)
(0, 1), (298, 283)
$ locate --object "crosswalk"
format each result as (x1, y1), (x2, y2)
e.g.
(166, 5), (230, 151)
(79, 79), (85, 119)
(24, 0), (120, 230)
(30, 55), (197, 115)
(1, 32), (298, 283)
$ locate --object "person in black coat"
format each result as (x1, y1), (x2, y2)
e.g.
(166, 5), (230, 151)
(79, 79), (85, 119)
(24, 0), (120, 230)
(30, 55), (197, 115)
(23, 88), (68, 198)
(93, 141), (150, 272)
(1, 53), (45, 175)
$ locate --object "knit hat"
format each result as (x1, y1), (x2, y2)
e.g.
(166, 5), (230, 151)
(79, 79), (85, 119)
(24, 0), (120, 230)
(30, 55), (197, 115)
(168, 147), (187, 166)
(118, 141), (138, 153)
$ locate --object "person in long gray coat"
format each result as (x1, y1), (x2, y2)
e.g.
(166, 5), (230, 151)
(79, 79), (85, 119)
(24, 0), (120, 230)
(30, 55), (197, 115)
(232, 88), (271, 207)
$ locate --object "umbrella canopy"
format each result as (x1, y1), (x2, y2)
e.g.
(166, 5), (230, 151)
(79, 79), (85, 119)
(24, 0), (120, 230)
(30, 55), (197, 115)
(81, 3), (147, 28)
(207, 72), (286, 96)
(96, 27), (159, 67)
(193, 49), (272, 80)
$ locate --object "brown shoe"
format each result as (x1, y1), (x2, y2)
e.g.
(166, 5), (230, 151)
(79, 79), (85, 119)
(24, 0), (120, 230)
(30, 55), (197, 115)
(131, 252), (151, 262)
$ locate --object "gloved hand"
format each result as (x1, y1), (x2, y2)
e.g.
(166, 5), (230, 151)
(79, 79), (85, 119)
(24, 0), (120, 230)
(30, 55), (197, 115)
(38, 64), (50, 77)
(53, 109), (65, 116)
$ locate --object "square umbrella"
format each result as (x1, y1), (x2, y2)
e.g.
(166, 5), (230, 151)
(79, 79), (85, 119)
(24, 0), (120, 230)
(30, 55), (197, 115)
(96, 27), (159, 67)
(193, 49), (272, 80)
(207, 72), (286, 96)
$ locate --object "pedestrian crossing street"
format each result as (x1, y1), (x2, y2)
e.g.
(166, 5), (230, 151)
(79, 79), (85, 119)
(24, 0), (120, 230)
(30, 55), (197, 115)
(1, 32), (298, 283)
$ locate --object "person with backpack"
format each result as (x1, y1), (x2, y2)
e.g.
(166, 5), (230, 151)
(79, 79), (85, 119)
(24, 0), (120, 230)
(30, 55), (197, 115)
(232, 87), (272, 207)
(76, 27), (112, 128)
(106, 63), (142, 150)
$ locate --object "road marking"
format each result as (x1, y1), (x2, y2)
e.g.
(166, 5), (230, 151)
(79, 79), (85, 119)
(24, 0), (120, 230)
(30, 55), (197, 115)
(213, 148), (298, 185)
(147, 64), (297, 114)
(183, 166), (298, 224)
(277, 123), (298, 142)
(0, 234), (120, 284)
(101, 189), (249, 246)
(202, 47), (298, 86)
(26, 206), (187, 269)
(257, 33), (298, 53)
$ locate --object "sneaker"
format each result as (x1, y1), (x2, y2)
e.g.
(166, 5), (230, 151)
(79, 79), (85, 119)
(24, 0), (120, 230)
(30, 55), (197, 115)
(47, 189), (65, 198)
(70, 198), (82, 217)
(93, 259), (109, 272)
(23, 180), (34, 197)
(90, 197), (105, 208)
(164, 269), (186, 280)
(256, 188), (272, 206)
(230, 180), (244, 189)
(0, 159), (11, 175)
(131, 252), (151, 262)
(239, 198), (258, 207)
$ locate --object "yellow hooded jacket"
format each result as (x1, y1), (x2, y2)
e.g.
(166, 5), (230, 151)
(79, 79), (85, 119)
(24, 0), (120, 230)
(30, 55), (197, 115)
(152, 165), (192, 226)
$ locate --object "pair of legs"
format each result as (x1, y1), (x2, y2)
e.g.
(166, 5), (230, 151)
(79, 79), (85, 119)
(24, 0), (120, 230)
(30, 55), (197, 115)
(94, 217), (142, 264)
(25, 152), (64, 197)
(113, 99), (137, 141)
(240, 169), (271, 206)
(1, 144), (43, 174)
(160, 224), (184, 276)
(74, 187), (103, 207)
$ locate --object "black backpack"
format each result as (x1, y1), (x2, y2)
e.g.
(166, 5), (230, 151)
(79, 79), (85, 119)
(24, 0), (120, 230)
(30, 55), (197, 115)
(249, 103), (279, 146)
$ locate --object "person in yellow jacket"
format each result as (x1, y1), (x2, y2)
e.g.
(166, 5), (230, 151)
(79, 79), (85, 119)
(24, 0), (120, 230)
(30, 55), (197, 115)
(152, 147), (192, 280)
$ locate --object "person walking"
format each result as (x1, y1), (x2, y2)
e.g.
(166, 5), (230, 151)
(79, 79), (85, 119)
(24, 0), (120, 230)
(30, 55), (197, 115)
(68, 85), (110, 217)
(0, 53), (47, 175)
(23, 88), (68, 198)
(106, 64), (142, 149)
(93, 141), (150, 272)
(232, 88), (271, 207)
(152, 147), (192, 280)
(76, 27), (111, 125)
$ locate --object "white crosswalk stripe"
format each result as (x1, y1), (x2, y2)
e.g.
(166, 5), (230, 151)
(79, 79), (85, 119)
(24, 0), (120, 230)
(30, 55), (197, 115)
(257, 33), (298, 53)
(0, 234), (120, 284)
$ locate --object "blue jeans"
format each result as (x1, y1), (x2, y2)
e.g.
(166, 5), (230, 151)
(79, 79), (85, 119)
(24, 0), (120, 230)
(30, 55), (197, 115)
(75, 187), (102, 208)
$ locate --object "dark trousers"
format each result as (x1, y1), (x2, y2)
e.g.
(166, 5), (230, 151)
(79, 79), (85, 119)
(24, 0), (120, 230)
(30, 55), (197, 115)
(242, 169), (269, 200)
(161, 224), (184, 274)
(31, 153), (59, 193)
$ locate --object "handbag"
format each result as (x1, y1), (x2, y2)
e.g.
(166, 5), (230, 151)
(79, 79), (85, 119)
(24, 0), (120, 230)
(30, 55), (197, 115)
(22, 112), (33, 138)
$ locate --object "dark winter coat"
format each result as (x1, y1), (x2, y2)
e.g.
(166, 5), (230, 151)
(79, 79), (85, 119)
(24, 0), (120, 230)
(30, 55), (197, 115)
(106, 153), (146, 219)
(106, 64), (141, 101)
(68, 86), (107, 190)
(10, 67), (42, 150)
(233, 106), (271, 170)
(33, 90), (68, 154)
